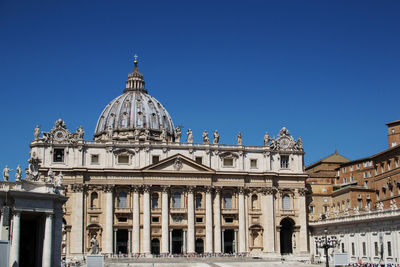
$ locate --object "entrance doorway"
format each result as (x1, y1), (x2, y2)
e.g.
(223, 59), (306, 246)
(151, 238), (160, 255)
(195, 238), (204, 254)
(171, 229), (183, 254)
(280, 218), (295, 254)
(20, 213), (42, 267)
(116, 229), (128, 254)
(223, 229), (234, 253)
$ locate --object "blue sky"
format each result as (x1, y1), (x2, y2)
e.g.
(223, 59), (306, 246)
(1, 0), (399, 177)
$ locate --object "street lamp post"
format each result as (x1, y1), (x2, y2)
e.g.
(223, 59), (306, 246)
(315, 229), (340, 267)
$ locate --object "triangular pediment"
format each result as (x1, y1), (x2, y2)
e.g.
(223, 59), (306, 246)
(142, 154), (215, 173)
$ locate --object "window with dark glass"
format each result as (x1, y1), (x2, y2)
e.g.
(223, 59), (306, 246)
(118, 192), (127, 208)
(224, 193), (232, 209)
(53, 148), (64, 162)
(152, 216), (159, 223)
(195, 157), (203, 164)
(152, 155), (160, 164)
(195, 194), (202, 209)
(196, 217), (203, 223)
(152, 193), (159, 209)
(172, 192), (181, 208)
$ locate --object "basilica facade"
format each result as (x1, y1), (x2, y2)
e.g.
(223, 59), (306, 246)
(28, 59), (308, 260)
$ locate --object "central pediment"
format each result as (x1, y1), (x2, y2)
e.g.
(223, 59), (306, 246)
(142, 154), (215, 174)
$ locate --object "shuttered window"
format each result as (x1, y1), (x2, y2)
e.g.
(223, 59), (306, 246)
(282, 195), (290, 210)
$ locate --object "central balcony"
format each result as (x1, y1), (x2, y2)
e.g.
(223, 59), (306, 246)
(170, 208), (187, 214)
(114, 207), (132, 214)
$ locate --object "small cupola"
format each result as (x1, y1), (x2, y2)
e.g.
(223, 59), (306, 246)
(124, 55), (147, 93)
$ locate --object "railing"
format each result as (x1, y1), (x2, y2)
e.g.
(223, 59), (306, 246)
(114, 207), (132, 213)
(170, 208), (186, 213)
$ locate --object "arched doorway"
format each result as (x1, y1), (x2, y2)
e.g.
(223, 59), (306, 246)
(280, 218), (295, 254)
(195, 238), (204, 254)
(151, 238), (160, 255)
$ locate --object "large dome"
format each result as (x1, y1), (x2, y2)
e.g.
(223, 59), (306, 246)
(94, 59), (175, 141)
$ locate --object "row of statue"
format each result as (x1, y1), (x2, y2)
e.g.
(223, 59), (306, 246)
(33, 119), (85, 143)
(2, 164), (63, 187)
(2, 165), (22, 182)
(319, 200), (398, 220)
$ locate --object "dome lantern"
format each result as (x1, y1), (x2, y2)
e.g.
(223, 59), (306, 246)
(124, 55), (147, 93)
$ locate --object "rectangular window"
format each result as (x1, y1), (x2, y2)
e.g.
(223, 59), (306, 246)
(196, 217), (203, 223)
(53, 148), (64, 162)
(223, 158), (234, 167)
(350, 176), (354, 182)
(118, 155), (129, 164)
(152, 216), (159, 223)
(195, 156), (203, 164)
(395, 157), (399, 167)
(381, 163), (385, 173)
(387, 160), (391, 171)
(356, 164), (360, 170)
(91, 154), (99, 164)
(374, 242), (378, 256)
(351, 243), (355, 256)
(225, 217), (233, 223)
(343, 178), (347, 184)
(152, 155), (160, 164)
(364, 181), (368, 189)
(387, 241), (392, 257)
(362, 242), (366, 256)
(342, 167), (346, 173)
(350, 166), (354, 171)
(341, 243), (345, 253)
(309, 206), (314, 214)
(280, 155), (289, 168)
(250, 159), (257, 168)
(118, 217), (127, 222)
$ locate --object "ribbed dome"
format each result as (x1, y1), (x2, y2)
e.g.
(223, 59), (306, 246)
(94, 59), (175, 141)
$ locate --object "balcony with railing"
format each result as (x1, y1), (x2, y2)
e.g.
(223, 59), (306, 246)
(114, 207), (132, 214)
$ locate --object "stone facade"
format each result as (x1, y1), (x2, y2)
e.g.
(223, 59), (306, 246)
(0, 181), (67, 267)
(27, 59), (309, 261)
(309, 208), (400, 265)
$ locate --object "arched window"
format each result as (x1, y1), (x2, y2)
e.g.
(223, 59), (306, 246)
(224, 193), (232, 209)
(282, 194), (290, 210)
(91, 192), (98, 208)
(251, 194), (258, 210)
(195, 194), (202, 209)
(152, 193), (159, 209)
(172, 192), (181, 208)
(118, 192), (127, 208)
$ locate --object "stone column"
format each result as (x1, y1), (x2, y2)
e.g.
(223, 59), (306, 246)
(143, 186), (151, 254)
(262, 188), (275, 253)
(222, 229), (225, 253)
(187, 186), (195, 253)
(42, 213), (54, 267)
(183, 229), (187, 254)
(70, 184), (85, 256)
(234, 229), (238, 253)
(132, 186), (140, 254)
(128, 230), (132, 254)
(103, 185), (114, 254)
(169, 229), (173, 253)
(205, 187), (213, 253)
(113, 230), (117, 254)
(52, 207), (64, 267)
(213, 187), (222, 253)
(238, 187), (246, 253)
(161, 186), (169, 254)
(9, 210), (21, 267)
(297, 188), (308, 254)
